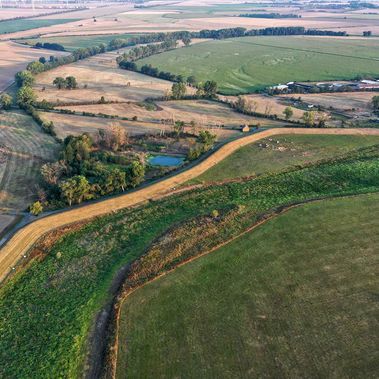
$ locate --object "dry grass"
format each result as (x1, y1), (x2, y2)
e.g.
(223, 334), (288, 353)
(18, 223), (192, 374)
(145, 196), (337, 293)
(0, 111), (58, 213)
(224, 94), (305, 121)
(57, 99), (286, 128)
(281, 92), (376, 115)
(39, 111), (172, 139)
(0, 41), (68, 92)
(34, 50), (174, 104)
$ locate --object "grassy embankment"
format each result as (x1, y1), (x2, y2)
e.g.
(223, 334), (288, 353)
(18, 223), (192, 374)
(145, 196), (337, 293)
(190, 134), (379, 184)
(1, 143), (379, 377)
(117, 192), (379, 378)
(138, 36), (379, 94)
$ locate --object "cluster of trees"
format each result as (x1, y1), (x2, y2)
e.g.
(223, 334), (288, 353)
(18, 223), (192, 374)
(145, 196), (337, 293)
(14, 70), (57, 136)
(239, 13), (300, 18)
(37, 131), (145, 209)
(120, 60), (218, 98)
(188, 130), (217, 160)
(245, 26), (347, 36)
(35, 42), (65, 51)
(0, 93), (13, 110)
(53, 76), (78, 89)
(169, 81), (218, 99)
(302, 111), (328, 127)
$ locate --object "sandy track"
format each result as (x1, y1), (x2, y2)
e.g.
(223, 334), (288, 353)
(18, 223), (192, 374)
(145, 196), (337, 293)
(1, 127), (379, 283)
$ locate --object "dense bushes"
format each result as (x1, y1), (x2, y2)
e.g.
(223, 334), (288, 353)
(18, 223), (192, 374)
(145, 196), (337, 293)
(35, 42), (66, 51)
(39, 133), (146, 208)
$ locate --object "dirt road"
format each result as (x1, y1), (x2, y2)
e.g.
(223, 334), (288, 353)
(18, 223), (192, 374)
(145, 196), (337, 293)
(1, 127), (379, 282)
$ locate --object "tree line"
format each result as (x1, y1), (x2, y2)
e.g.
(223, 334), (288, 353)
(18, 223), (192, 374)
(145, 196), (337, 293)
(239, 13), (301, 19)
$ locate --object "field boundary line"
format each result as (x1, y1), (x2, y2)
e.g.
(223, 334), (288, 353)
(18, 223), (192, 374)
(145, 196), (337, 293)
(1, 127), (379, 283)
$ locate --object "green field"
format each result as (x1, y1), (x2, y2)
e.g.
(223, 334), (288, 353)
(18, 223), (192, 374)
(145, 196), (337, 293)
(117, 192), (379, 378)
(0, 19), (80, 35)
(1, 144), (379, 378)
(191, 134), (379, 183)
(18, 33), (140, 51)
(138, 36), (379, 94)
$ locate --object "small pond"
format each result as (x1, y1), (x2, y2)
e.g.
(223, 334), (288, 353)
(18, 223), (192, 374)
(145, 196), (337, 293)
(148, 155), (185, 167)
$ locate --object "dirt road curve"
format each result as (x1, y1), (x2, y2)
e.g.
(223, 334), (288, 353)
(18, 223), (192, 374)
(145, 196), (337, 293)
(1, 127), (379, 282)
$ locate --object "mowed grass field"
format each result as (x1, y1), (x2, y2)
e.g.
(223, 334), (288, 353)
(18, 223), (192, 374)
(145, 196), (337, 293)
(0, 19), (80, 35)
(2, 144), (379, 378)
(191, 134), (379, 183)
(117, 192), (379, 378)
(18, 33), (140, 51)
(138, 36), (379, 94)
(0, 111), (58, 212)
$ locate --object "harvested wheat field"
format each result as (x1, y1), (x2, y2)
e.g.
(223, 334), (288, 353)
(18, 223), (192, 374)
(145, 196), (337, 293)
(39, 112), (172, 138)
(224, 94), (305, 121)
(40, 111), (242, 141)
(0, 111), (58, 228)
(0, 41), (68, 92)
(34, 51), (175, 104)
(56, 99), (287, 128)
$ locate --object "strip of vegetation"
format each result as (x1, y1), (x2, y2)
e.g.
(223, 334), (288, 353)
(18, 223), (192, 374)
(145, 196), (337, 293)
(239, 13), (301, 18)
(1, 146), (379, 378)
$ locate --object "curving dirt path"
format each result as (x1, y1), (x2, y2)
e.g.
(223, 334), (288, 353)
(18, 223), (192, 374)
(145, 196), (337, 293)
(1, 127), (379, 283)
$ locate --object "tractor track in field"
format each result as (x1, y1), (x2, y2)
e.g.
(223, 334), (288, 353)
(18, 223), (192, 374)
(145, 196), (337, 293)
(1, 127), (379, 283)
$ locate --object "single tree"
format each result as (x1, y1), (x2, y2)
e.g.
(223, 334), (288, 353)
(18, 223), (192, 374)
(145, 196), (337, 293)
(187, 76), (197, 86)
(302, 111), (316, 127)
(173, 120), (185, 138)
(0, 93), (13, 110)
(203, 80), (218, 98)
(127, 161), (145, 188)
(29, 201), (43, 216)
(283, 106), (293, 120)
(17, 86), (36, 107)
(59, 175), (91, 206)
(198, 130), (216, 150)
(65, 76), (78, 89)
(40, 161), (67, 185)
(53, 77), (67, 89)
(182, 37), (192, 47)
(372, 96), (379, 110)
(171, 82), (187, 99)
(15, 70), (35, 87)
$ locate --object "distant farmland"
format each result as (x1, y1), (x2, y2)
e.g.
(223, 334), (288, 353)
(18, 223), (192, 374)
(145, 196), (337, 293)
(138, 36), (379, 94)
(18, 33), (140, 51)
(0, 19), (80, 35)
